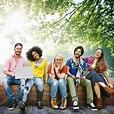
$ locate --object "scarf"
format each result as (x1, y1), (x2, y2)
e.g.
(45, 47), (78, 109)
(70, 57), (84, 86)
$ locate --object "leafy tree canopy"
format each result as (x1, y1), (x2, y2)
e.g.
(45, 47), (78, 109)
(0, 0), (114, 76)
(39, 0), (114, 53)
(0, 0), (113, 52)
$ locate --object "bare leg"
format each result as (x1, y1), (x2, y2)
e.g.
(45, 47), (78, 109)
(97, 82), (114, 95)
(94, 82), (102, 109)
(98, 82), (106, 88)
(94, 83), (101, 98)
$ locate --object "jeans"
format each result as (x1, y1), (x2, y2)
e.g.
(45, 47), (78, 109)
(86, 70), (110, 98)
(2, 76), (25, 102)
(47, 78), (67, 99)
(22, 77), (44, 102)
(67, 76), (93, 104)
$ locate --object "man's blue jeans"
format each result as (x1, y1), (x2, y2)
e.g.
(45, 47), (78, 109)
(47, 78), (67, 99)
(22, 77), (44, 102)
(2, 76), (25, 103)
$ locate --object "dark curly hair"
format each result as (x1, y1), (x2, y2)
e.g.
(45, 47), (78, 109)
(26, 46), (43, 61)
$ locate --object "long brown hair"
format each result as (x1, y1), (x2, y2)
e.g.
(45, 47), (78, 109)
(95, 48), (106, 71)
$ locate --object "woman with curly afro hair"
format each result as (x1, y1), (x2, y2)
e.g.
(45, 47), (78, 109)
(18, 46), (47, 111)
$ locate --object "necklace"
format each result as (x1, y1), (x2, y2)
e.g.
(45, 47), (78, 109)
(34, 58), (44, 68)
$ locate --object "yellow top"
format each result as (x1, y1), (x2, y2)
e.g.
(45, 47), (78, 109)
(30, 58), (47, 83)
(91, 63), (96, 70)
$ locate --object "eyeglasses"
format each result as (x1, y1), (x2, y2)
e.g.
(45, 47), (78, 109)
(96, 51), (102, 54)
(55, 59), (62, 61)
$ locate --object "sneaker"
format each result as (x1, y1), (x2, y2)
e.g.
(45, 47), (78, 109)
(8, 100), (16, 110)
(87, 102), (98, 111)
(73, 100), (79, 109)
(18, 101), (26, 111)
(59, 99), (67, 110)
(38, 101), (43, 109)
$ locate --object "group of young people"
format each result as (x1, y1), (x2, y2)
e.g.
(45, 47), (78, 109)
(2, 43), (114, 112)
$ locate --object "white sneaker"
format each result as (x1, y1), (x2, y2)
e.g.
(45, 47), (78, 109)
(87, 102), (98, 111)
(73, 101), (79, 109)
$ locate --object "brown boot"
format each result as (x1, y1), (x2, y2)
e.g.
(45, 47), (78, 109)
(59, 98), (67, 110)
(97, 98), (102, 109)
(104, 86), (114, 95)
(51, 98), (58, 109)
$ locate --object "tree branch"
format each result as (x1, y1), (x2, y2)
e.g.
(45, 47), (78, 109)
(102, 27), (114, 34)
(86, 0), (99, 25)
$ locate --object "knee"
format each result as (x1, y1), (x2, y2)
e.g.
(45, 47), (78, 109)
(2, 78), (6, 83)
(20, 79), (25, 87)
(86, 79), (91, 85)
(91, 70), (97, 76)
(58, 79), (65, 85)
(20, 79), (25, 84)
(67, 76), (71, 80)
(2, 78), (8, 87)
(67, 76), (73, 82)
(36, 81), (44, 92)
(37, 83), (43, 91)
(67, 78), (74, 85)
(52, 80), (58, 87)
(37, 79), (43, 85)
(24, 86), (30, 94)
(38, 85), (44, 92)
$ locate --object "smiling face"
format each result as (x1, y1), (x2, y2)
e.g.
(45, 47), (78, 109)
(32, 51), (40, 60)
(14, 45), (22, 56)
(94, 49), (102, 58)
(54, 55), (63, 67)
(74, 49), (82, 58)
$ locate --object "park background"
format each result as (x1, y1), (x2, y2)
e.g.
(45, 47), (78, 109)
(0, 0), (114, 78)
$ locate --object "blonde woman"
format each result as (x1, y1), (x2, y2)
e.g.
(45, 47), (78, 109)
(47, 54), (68, 110)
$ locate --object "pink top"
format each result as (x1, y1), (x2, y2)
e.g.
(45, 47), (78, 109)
(4, 55), (27, 75)
(82, 56), (108, 73)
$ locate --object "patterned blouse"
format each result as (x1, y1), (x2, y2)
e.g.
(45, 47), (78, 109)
(82, 56), (108, 73)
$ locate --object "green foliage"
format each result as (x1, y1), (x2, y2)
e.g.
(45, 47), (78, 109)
(0, 0), (114, 77)
(1, 0), (113, 50)
(38, 0), (114, 53)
